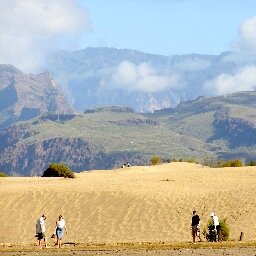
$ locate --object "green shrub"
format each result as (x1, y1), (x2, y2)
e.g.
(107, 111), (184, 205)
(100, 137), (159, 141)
(150, 156), (162, 165)
(172, 158), (199, 164)
(184, 158), (199, 164)
(208, 159), (244, 168)
(0, 172), (8, 177)
(218, 218), (230, 241)
(247, 160), (256, 166)
(220, 159), (244, 167)
(203, 218), (230, 241)
(42, 163), (75, 178)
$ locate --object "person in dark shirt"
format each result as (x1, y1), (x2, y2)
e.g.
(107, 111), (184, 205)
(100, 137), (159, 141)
(191, 210), (201, 243)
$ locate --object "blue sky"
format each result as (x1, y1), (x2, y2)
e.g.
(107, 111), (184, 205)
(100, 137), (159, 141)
(1, 0), (256, 72)
(78, 0), (256, 55)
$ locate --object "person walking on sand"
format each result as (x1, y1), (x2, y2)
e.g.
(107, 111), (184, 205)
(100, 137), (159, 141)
(55, 214), (67, 248)
(210, 212), (220, 241)
(36, 214), (48, 248)
(191, 210), (201, 243)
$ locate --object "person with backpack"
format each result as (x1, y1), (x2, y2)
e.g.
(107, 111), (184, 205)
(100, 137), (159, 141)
(35, 214), (48, 248)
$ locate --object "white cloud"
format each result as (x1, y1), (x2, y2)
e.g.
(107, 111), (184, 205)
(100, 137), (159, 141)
(211, 17), (256, 96)
(111, 61), (181, 93)
(203, 66), (256, 95)
(0, 0), (90, 72)
(234, 16), (256, 52)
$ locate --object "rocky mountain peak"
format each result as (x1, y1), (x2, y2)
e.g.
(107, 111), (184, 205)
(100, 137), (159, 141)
(0, 66), (74, 130)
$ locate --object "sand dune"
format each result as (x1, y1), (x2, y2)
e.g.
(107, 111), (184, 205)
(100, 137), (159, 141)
(1, 163), (256, 244)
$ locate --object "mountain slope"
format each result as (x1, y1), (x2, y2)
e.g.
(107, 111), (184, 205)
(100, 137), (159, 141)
(0, 110), (214, 176)
(153, 91), (256, 160)
(0, 64), (74, 130)
(0, 92), (255, 176)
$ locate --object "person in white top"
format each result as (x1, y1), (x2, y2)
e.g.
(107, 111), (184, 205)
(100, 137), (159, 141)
(210, 212), (220, 241)
(55, 214), (68, 248)
(35, 214), (47, 247)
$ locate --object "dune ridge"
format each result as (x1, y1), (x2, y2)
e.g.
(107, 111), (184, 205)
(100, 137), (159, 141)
(1, 163), (256, 244)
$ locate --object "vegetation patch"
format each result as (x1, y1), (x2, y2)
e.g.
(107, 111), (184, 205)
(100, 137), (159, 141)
(203, 218), (230, 242)
(214, 159), (244, 168)
(0, 172), (8, 177)
(42, 163), (75, 178)
(247, 160), (256, 166)
(172, 158), (199, 164)
(150, 156), (162, 165)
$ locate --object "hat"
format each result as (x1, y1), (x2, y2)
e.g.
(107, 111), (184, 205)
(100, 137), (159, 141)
(210, 212), (214, 217)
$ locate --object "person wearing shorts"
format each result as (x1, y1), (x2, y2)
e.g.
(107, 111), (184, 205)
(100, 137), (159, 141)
(55, 214), (67, 248)
(36, 214), (47, 247)
(191, 210), (201, 243)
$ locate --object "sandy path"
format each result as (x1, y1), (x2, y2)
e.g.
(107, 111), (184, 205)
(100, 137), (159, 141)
(1, 243), (256, 256)
(2, 248), (256, 256)
(1, 163), (256, 244)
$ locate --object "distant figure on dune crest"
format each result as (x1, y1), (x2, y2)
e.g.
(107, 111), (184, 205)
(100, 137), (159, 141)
(55, 214), (67, 248)
(121, 162), (131, 168)
(35, 214), (48, 247)
(210, 212), (220, 241)
(191, 210), (201, 243)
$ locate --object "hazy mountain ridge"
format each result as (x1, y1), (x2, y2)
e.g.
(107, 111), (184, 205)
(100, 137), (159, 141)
(0, 64), (74, 130)
(46, 48), (256, 113)
(0, 91), (255, 176)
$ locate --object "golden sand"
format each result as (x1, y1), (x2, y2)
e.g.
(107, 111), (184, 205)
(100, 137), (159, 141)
(1, 163), (256, 244)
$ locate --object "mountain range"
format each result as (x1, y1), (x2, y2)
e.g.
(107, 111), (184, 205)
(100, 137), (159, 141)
(0, 48), (256, 176)
(0, 90), (255, 175)
(46, 47), (256, 112)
